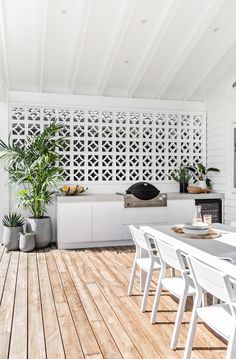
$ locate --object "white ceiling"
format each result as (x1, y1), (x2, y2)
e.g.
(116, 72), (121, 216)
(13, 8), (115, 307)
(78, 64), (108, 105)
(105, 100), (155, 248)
(0, 0), (236, 101)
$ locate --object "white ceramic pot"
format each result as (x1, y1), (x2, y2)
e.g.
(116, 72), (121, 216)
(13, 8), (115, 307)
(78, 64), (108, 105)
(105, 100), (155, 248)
(26, 217), (52, 248)
(198, 180), (207, 189)
(19, 232), (36, 252)
(3, 226), (23, 250)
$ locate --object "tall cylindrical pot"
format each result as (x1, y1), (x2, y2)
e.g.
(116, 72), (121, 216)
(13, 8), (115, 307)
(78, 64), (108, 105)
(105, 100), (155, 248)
(26, 217), (52, 248)
(19, 232), (36, 252)
(3, 226), (23, 250)
(179, 182), (188, 193)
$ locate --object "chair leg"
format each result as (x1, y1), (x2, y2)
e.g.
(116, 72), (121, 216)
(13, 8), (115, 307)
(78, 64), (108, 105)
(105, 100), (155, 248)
(170, 291), (188, 349)
(150, 279), (163, 324)
(140, 267), (147, 292)
(226, 329), (236, 359)
(141, 267), (153, 312)
(183, 309), (199, 359)
(128, 261), (137, 296)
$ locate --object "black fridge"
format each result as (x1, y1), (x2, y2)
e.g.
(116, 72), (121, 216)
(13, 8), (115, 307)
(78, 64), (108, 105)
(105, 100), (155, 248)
(195, 198), (222, 223)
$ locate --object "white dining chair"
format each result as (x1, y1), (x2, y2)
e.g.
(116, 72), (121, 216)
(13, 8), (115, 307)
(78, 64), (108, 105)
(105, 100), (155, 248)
(151, 237), (195, 349)
(184, 256), (236, 359)
(128, 225), (162, 312)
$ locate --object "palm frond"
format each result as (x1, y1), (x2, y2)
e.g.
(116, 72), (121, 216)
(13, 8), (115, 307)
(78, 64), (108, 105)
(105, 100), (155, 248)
(0, 122), (67, 218)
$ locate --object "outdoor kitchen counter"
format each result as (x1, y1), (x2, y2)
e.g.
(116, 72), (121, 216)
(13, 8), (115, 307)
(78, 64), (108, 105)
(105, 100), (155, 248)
(56, 192), (224, 202)
(56, 191), (224, 249)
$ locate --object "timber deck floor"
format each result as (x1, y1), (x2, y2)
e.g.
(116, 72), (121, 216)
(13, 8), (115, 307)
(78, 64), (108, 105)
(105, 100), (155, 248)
(0, 245), (227, 359)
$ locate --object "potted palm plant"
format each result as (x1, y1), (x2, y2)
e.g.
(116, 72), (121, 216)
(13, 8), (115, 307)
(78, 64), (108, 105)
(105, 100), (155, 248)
(2, 212), (24, 250)
(187, 163), (220, 189)
(168, 164), (194, 193)
(0, 122), (65, 248)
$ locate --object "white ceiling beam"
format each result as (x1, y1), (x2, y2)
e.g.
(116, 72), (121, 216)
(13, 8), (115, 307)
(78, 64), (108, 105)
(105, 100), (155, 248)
(184, 30), (236, 100)
(39, 0), (48, 92)
(0, 0), (9, 89)
(97, 0), (138, 96)
(126, 0), (183, 98)
(69, 0), (94, 94)
(154, 0), (227, 99)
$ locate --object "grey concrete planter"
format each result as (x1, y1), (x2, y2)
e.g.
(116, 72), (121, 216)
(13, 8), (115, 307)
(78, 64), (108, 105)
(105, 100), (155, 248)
(26, 217), (52, 248)
(19, 232), (36, 252)
(3, 226), (23, 250)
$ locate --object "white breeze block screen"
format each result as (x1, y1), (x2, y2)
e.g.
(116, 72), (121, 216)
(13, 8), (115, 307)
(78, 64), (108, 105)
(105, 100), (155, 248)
(10, 106), (206, 183)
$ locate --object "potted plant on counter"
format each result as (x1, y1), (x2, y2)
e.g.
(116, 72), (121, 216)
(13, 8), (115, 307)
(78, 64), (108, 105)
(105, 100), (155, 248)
(187, 163), (220, 189)
(0, 122), (65, 248)
(168, 164), (194, 193)
(2, 212), (24, 250)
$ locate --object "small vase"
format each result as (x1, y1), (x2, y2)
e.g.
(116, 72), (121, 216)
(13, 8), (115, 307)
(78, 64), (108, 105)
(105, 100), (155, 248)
(179, 183), (188, 193)
(19, 233), (36, 252)
(3, 226), (23, 250)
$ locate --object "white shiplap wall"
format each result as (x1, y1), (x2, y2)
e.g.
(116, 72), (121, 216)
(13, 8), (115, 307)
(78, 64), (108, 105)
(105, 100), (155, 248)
(206, 89), (236, 224)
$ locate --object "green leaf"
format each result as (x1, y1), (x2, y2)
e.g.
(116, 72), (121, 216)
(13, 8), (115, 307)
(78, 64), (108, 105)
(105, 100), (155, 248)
(197, 163), (206, 175)
(206, 167), (220, 173)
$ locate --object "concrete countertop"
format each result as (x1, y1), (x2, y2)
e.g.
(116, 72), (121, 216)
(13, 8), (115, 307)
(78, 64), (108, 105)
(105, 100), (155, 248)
(57, 192), (224, 202)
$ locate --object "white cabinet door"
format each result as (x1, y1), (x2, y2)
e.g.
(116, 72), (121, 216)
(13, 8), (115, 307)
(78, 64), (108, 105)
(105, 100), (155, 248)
(92, 202), (123, 242)
(122, 207), (168, 240)
(57, 202), (92, 245)
(122, 207), (168, 224)
(167, 199), (195, 224)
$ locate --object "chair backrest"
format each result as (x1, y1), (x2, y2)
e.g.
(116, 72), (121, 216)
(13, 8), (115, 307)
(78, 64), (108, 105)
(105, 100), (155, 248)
(188, 256), (236, 304)
(153, 237), (185, 271)
(129, 225), (153, 252)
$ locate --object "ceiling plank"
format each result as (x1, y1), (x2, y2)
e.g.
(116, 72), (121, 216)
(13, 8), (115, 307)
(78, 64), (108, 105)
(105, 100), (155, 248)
(39, 0), (48, 92)
(0, 0), (9, 89)
(185, 29), (236, 100)
(69, 0), (94, 94)
(97, 0), (138, 96)
(154, 0), (227, 99)
(126, 0), (183, 98)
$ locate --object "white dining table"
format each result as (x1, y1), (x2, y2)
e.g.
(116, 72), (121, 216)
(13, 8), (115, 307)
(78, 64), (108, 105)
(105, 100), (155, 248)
(141, 223), (236, 278)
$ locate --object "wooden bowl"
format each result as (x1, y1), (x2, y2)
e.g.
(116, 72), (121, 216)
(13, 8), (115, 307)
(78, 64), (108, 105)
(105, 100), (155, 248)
(187, 186), (204, 194)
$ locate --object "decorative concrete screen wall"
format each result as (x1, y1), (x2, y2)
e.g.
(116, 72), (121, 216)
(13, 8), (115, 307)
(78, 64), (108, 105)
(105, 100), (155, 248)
(10, 106), (206, 183)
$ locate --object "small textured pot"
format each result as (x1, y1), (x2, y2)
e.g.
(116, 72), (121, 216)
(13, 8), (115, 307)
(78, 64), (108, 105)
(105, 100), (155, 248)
(26, 217), (52, 248)
(3, 226), (23, 250)
(179, 182), (188, 193)
(198, 180), (207, 189)
(19, 233), (36, 252)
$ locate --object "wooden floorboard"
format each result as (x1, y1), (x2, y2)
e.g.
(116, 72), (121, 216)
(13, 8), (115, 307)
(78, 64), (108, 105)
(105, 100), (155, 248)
(37, 250), (65, 359)
(0, 246), (228, 359)
(0, 252), (19, 359)
(28, 252), (46, 359)
(9, 252), (27, 359)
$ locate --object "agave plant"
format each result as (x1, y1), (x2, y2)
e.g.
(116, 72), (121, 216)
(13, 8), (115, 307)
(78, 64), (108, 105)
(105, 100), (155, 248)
(168, 164), (194, 184)
(2, 212), (25, 227)
(0, 122), (66, 218)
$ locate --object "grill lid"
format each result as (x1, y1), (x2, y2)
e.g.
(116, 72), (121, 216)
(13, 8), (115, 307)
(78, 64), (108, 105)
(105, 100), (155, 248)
(126, 182), (160, 200)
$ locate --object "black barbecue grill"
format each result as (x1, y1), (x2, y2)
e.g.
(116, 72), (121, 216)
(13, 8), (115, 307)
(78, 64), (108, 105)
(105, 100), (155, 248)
(126, 182), (160, 200)
(117, 182), (167, 208)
